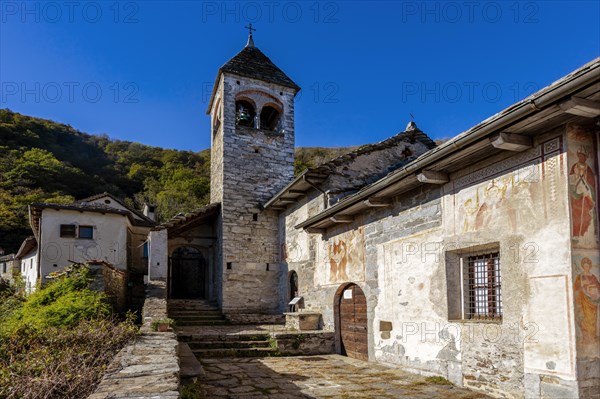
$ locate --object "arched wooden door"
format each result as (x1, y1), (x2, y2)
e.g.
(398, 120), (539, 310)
(337, 283), (368, 360)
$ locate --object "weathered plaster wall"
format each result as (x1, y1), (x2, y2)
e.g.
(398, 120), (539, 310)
(283, 131), (582, 398)
(38, 210), (128, 285)
(129, 225), (150, 274)
(148, 229), (168, 281)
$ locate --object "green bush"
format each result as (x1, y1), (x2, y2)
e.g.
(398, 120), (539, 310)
(0, 263), (137, 398)
(0, 263), (110, 335)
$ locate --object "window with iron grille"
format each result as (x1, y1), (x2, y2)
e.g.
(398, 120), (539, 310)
(464, 252), (502, 320)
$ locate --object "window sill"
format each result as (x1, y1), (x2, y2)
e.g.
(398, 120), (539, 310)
(448, 319), (503, 324)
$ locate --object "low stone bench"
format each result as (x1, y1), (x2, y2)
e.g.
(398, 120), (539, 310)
(179, 342), (204, 385)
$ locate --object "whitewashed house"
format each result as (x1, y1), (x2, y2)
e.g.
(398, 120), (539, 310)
(15, 237), (38, 293)
(23, 193), (154, 299)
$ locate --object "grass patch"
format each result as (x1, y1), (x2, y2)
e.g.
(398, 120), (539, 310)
(425, 376), (453, 385)
(181, 379), (206, 399)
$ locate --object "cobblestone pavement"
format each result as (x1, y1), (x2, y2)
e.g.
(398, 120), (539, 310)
(199, 354), (491, 398)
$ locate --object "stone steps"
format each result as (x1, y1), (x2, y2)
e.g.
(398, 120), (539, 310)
(187, 340), (271, 350)
(178, 333), (271, 342)
(169, 310), (222, 317)
(168, 299), (230, 327)
(170, 315), (227, 320)
(179, 330), (276, 359)
(191, 347), (276, 358)
(176, 320), (231, 326)
(168, 300), (279, 359)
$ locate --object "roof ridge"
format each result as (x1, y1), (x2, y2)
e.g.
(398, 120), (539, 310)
(308, 128), (437, 172)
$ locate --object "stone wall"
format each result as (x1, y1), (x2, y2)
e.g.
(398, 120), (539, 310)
(88, 282), (180, 399)
(89, 262), (128, 313)
(272, 331), (335, 355)
(210, 72), (297, 314)
(281, 129), (586, 398)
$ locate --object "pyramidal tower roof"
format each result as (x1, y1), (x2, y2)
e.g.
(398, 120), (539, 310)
(219, 31), (300, 91)
(206, 28), (300, 114)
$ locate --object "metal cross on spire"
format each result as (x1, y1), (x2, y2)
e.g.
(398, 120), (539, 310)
(245, 23), (256, 47)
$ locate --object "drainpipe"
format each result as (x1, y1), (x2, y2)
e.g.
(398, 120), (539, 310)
(303, 175), (329, 209)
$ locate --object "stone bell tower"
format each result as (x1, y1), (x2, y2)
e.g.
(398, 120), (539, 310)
(206, 27), (300, 317)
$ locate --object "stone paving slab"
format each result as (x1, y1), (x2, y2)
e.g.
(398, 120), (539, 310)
(199, 354), (492, 398)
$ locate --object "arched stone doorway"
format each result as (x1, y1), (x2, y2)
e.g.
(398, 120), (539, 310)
(169, 247), (207, 299)
(334, 283), (368, 360)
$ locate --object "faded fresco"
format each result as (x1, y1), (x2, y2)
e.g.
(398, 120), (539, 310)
(567, 127), (600, 357)
(567, 127), (598, 249)
(282, 207), (309, 263)
(457, 164), (542, 234)
(454, 136), (563, 235)
(315, 226), (365, 286)
(573, 251), (600, 356)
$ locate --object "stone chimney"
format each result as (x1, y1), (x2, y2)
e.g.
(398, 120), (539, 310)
(143, 203), (157, 221)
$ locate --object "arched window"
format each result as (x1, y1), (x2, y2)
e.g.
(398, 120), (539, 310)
(260, 105), (281, 131)
(235, 100), (255, 127)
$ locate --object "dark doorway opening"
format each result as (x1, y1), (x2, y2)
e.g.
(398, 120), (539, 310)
(169, 247), (206, 299)
(289, 271), (299, 311)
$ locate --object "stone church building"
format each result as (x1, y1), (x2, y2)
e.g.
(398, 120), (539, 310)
(147, 33), (600, 398)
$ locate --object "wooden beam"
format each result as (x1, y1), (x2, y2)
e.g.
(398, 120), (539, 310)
(416, 170), (449, 184)
(330, 215), (353, 223)
(278, 199), (296, 204)
(364, 198), (391, 207)
(490, 132), (532, 152)
(287, 189), (306, 195)
(560, 96), (600, 118)
(306, 227), (325, 234)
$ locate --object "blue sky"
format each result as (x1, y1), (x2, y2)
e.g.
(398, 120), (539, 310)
(1, 1), (599, 151)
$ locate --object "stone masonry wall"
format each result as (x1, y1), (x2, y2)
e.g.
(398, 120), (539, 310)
(281, 130), (580, 398)
(89, 282), (180, 399)
(211, 73), (297, 314)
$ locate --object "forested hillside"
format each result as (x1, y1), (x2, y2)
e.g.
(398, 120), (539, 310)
(0, 109), (354, 253)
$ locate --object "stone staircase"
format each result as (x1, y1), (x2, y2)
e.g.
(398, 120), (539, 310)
(168, 299), (230, 327)
(168, 299), (278, 359)
(182, 333), (276, 358)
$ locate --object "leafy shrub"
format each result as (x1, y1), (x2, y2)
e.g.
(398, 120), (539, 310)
(0, 263), (138, 398)
(1, 263), (110, 335)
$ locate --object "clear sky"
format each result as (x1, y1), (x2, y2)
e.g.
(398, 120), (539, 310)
(1, 1), (599, 151)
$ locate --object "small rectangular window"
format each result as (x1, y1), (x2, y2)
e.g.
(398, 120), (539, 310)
(464, 252), (502, 320)
(78, 226), (94, 239)
(60, 224), (76, 238)
(143, 242), (149, 258)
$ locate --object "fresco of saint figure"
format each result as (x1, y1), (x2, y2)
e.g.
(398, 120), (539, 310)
(574, 257), (600, 348)
(475, 181), (516, 232)
(569, 147), (597, 240)
(326, 227), (365, 284)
